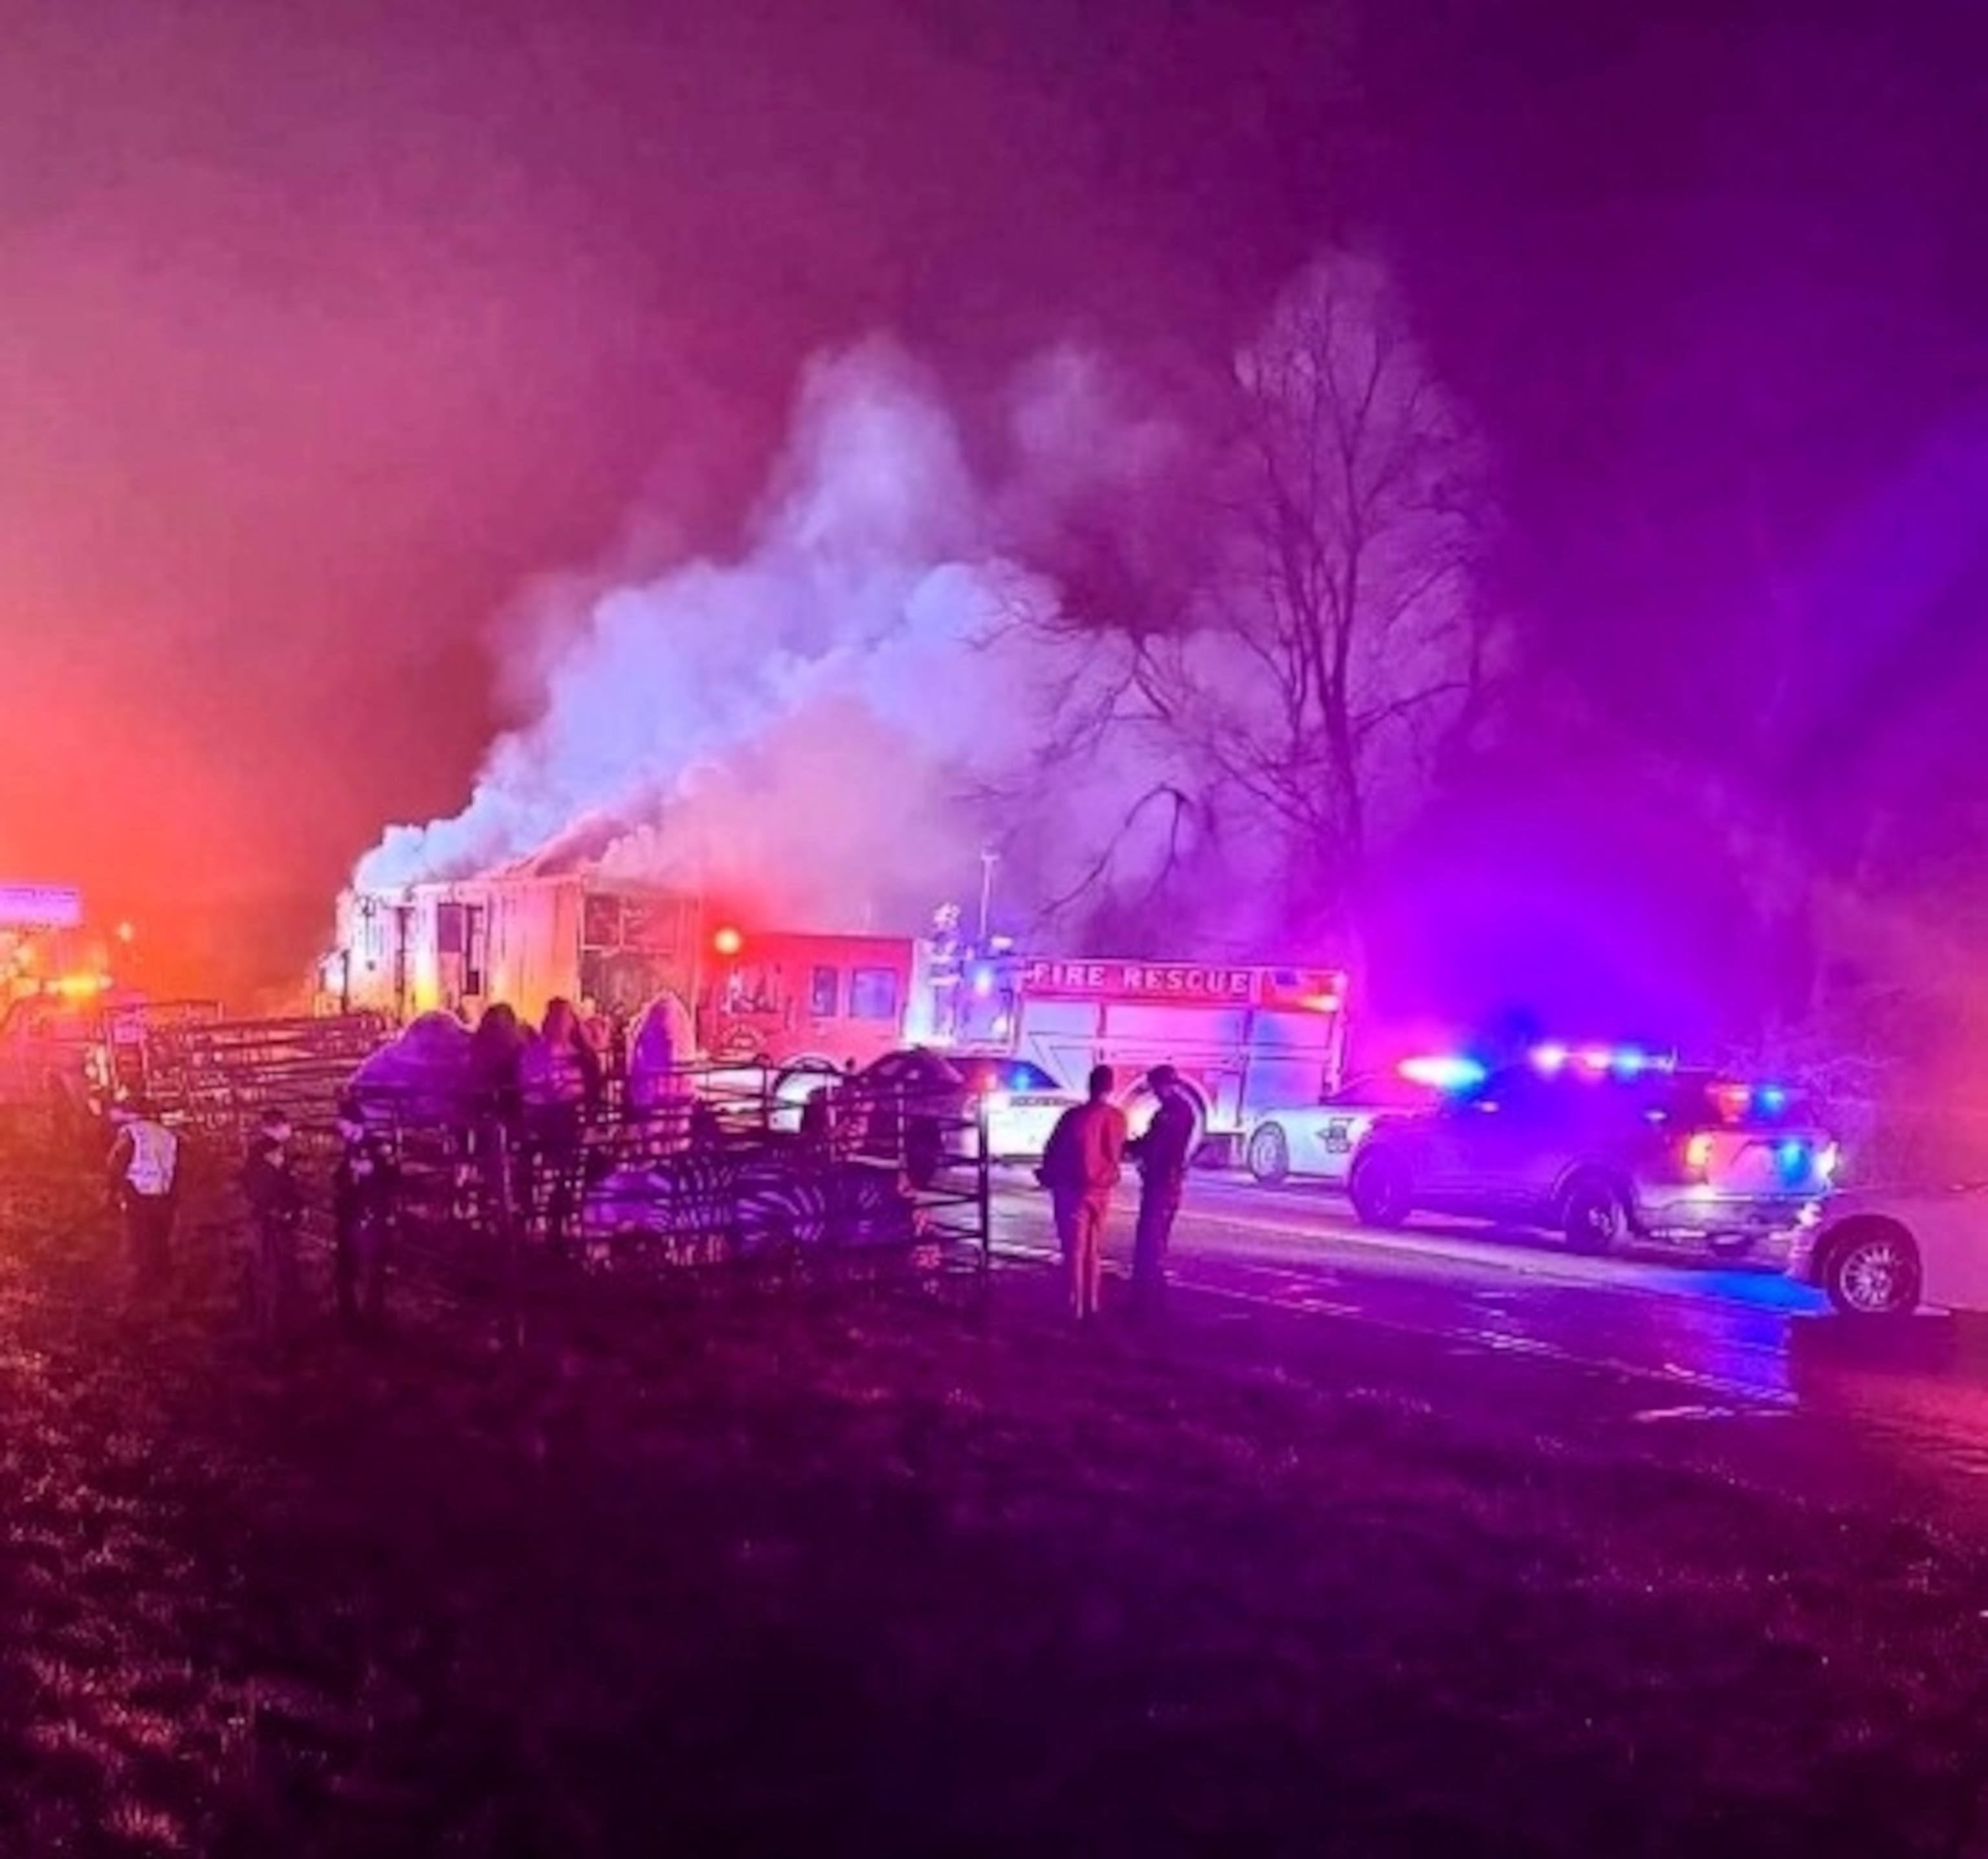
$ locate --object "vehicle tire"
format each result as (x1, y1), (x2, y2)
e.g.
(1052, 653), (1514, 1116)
(1349, 1149), (1412, 1229)
(1822, 1218), (1922, 1318)
(1245, 1121), (1290, 1185)
(1125, 1084), (1210, 1167)
(1561, 1172), (1628, 1256)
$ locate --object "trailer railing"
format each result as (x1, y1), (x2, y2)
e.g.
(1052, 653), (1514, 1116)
(144, 1012), (395, 1140)
(340, 1059), (994, 1277)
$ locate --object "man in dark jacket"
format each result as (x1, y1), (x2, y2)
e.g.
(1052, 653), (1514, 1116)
(241, 1108), (306, 1345)
(333, 1097), (399, 1333)
(1127, 1064), (1197, 1310)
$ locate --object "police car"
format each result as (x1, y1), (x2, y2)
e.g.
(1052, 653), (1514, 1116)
(1345, 1045), (1839, 1257)
(1787, 1184), (1988, 1317)
(1242, 1060), (1466, 1186)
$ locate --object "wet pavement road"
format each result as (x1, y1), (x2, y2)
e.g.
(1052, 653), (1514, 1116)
(989, 1171), (1988, 1524)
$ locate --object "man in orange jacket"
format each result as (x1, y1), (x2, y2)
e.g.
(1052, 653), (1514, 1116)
(1039, 1064), (1127, 1322)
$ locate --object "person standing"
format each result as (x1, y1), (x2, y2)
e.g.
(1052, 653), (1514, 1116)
(105, 1097), (180, 1299)
(466, 1002), (528, 1223)
(241, 1109), (306, 1346)
(518, 998), (602, 1250)
(1127, 1064), (1197, 1312)
(333, 1097), (400, 1334)
(1038, 1064), (1127, 1322)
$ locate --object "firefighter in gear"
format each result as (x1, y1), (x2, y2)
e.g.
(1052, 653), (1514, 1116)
(241, 1109), (306, 1345)
(1127, 1064), (1197, 1311)
(333, 1097), (399, 1333)
(1037, 1064), (1127, 1322)
(106, 1097), (179, 1295)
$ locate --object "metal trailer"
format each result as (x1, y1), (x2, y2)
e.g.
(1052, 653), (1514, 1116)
(331, 874), (702, 1026)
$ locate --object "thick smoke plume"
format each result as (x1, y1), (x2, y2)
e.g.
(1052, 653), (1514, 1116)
(355, 340), (1187, 936)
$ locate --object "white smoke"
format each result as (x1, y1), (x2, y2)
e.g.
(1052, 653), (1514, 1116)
(355, 338), (1191, 934)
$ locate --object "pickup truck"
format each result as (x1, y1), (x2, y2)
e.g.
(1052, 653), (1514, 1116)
(0, 993), (223, 1123)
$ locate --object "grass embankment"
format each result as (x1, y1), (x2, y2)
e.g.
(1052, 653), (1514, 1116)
(0, 1140), (1983, 1856)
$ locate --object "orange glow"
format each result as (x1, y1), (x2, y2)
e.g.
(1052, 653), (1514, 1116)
(1684, 1132), (1716, 1175)
(712, 925), (744, 957)
(50, 973), (109, 1000)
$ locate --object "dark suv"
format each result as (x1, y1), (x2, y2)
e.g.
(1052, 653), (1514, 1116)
(1345, 1056), (1837, 1256)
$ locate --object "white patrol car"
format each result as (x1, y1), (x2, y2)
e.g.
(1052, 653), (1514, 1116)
(1787, 1183), (1988, 1317)
(1241, 1062), (1464, 1187)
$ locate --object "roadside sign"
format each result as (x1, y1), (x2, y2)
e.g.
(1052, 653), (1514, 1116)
(0, 885), (83, 929)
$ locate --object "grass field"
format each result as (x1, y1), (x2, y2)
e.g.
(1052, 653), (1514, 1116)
(3, 1135), (1987, 1856)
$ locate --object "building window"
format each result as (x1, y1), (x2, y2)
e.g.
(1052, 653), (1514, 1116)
(850, 967), (900, 1024)
(464, 905), (487, 996)
(808, 965), (840, 1018)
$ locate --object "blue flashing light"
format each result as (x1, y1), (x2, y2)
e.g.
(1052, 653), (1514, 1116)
(1756, 1085), (1789, 1116)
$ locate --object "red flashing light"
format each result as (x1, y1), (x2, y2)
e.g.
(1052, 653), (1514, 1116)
(1711, 1083), (1751, 1124)
(712, 926), (744, 958)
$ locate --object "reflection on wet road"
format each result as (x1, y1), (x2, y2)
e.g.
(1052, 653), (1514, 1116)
(991, 1172), (1988, 1506)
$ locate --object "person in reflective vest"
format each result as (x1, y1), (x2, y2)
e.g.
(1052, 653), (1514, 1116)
(106, 1097), (180, 1295)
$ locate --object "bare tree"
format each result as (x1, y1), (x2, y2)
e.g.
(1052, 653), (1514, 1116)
(1046, 255), (1501, 937)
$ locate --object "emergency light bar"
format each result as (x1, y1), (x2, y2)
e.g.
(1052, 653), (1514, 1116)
(1710, 1081), (1797, 1123)
(1530, 1042), (1675, 1077)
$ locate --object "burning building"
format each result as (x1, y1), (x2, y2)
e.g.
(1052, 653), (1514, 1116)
(329, 845), (703, 1028)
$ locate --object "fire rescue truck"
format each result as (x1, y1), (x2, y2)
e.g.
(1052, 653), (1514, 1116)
(941, 952), (1351, 1157)
(696, 929), (1351, 1158)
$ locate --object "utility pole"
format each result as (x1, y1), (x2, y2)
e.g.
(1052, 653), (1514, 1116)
(976, 850), (999, 947)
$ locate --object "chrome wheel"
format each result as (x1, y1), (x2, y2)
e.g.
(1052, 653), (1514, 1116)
(1246, 1123), (1289, 1184)
(1829, 1229), (1920, 1317)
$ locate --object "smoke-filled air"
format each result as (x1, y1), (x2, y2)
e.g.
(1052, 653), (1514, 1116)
(357, 257), (1494, 951)
(355, 339), (1186, 934)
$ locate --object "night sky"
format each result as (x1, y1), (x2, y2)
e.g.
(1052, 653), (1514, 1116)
(4, 0), (1982, 995)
